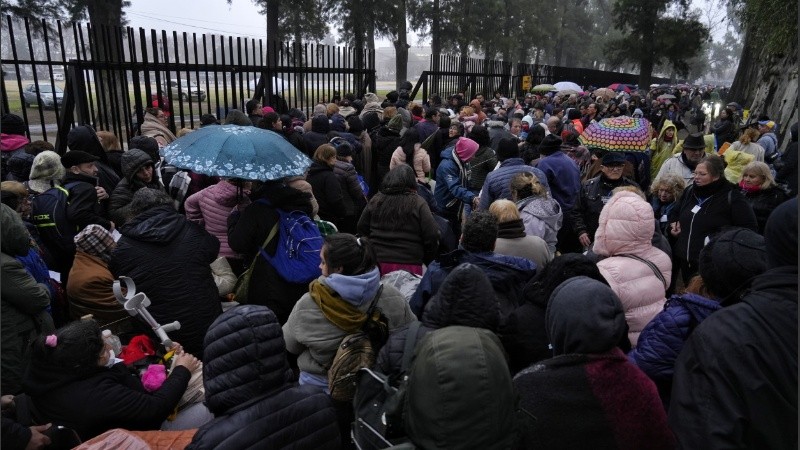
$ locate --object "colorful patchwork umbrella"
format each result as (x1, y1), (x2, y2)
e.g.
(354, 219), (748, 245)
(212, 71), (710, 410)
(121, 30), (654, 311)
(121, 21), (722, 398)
(578, 116), (652, 152)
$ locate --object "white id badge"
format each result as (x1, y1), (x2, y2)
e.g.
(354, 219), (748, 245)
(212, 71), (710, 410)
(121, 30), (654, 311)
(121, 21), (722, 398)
(660, 214), (668, 223)
(691, 205), (701, 214)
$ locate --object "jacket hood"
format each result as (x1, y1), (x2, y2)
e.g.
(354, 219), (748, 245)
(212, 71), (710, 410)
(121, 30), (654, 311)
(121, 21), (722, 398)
(202, 305), (293, 415)
(1, 203), (30, 256)
(423, 263), (500, 331)
(323, 268), (381, 307)
(311, 115), (330, 133)
(307, 160), (333, 176)
(763, 197), (797, 268)
(546, 276), (627, 355)
(593, 191), (655, 256)
(658, 119), (677, 140)
(668, 293), (721, 323)
(0, 133), (29, 152)
(120, 205), (187, 243)
(67, 125), (108, 164)
(404, 326), (518, 450)
(485, 120), (506, 129)
(205, 180), (244, 208)
(518, 196), (562, 229)
(120, 149), (153, 182)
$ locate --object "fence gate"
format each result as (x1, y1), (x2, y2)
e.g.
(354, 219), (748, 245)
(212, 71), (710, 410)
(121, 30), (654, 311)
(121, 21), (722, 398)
(0, 14), (375, 153)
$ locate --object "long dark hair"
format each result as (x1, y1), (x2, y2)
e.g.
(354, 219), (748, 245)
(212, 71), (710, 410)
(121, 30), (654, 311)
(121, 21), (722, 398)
(324, 233), (377, 275)
(400, 127), (420, 168)
(29, 319), (104, 376)
(370, 165), (419, 228)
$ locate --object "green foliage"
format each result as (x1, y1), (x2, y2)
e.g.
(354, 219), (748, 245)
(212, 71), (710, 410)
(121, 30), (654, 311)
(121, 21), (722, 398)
(731, 0), (797, 55)
(605, 0), (709, 82)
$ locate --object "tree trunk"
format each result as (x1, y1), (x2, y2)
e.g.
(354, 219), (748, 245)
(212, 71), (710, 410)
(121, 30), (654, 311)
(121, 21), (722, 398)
(727, 25), (758, 107)
(431, 0), (441, 95)
(264, 0), (279, 104)
(393, 0), (409, 89)
(554, 2), (568, 66)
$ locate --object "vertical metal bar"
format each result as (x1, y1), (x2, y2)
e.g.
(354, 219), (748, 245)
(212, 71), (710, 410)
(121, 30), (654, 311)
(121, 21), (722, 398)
(7, 16), (30, 137)
(193, 33), (204, 117)
(41, 18), (62, 130)
(138, 27), (152, 120)
(171, 30), (185, 130)
(23, 17), (47, 140)
(182, 32), (194, 128)
(150, 29), (162, 112)
(129, 26), (144, 141)
(219, 35), (230, 117)
(160, 29), (175, 130)
(207, 34), (220, 119)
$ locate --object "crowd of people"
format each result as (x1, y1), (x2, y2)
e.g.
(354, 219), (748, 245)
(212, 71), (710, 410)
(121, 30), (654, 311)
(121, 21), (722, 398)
(0, 82), (797, 450)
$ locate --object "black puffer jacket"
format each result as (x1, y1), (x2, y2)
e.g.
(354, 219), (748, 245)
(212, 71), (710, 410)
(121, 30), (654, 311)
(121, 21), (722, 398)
(302, 116), (331, 158)
(306, 161), (346, 224)
(375, 263), (500, 376)
(109, 149), (164, 227)
(371, 126), (403, 187)
(110, 206), (221, 355)
(187, 305), (340, 450)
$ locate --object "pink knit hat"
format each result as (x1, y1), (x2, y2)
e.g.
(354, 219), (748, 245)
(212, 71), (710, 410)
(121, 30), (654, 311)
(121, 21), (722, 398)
(454, 137), (479, 162)
(262, 106), (275, 115)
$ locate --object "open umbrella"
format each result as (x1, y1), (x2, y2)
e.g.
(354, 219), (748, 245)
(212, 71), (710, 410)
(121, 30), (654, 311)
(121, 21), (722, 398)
(593, 88), (615, 99)
(657, 94), (676, 100)
(608, 83), (631, 93)
(553, 81), (582, 92)
(531, 83), (556, 93)
(578, 116), (652, 152)
(557, 89), (579, 96)
(162, 124), (312, 181)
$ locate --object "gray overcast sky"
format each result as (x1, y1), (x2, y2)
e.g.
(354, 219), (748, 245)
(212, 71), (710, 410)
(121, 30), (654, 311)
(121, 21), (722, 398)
(124, 0), (724, 47)
(124, 0), (401, 47)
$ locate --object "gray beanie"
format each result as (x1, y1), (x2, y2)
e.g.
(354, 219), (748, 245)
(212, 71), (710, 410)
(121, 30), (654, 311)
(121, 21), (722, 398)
(28, 150), (65, 193)
(363, 92), (379, 104)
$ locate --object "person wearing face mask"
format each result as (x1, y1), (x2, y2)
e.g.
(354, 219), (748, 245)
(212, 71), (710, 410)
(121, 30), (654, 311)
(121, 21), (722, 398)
(669, 154), (757, 285)
(20, 319), (201, 441)
(570, 152), (640, 249)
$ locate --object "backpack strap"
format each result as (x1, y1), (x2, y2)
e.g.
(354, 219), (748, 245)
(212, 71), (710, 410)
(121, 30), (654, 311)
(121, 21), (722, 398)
(364, 284), (385, 321)
(619, 254), (668, 290)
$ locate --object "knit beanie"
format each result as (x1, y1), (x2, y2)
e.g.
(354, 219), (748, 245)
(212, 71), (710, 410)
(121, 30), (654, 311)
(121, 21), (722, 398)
(1, 113), (26, 136)
(699, 227), (768, 301)
(496, 137), (519, 161)
(454, 137), (479, 162)
(387, 115), (404, 133)
(538, 134), (563, 155)
(313, 104), (327, 117)
(363, 92), (380, 104)
(29, 150), (65, 182)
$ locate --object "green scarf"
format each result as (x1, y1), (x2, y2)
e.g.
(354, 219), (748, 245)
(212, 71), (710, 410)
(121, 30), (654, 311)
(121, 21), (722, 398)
(309, 280), (366, 333)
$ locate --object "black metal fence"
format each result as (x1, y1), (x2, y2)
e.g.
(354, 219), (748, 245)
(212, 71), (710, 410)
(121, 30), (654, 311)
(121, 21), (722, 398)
(0, 15), (375, 152)
(410, 54), (672, 103)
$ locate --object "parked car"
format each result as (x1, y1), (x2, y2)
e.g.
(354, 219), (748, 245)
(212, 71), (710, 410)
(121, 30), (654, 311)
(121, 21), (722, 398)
(22, 83), (64, 109)
(53, 73), (65, 81)
(163, 79), (206, 102)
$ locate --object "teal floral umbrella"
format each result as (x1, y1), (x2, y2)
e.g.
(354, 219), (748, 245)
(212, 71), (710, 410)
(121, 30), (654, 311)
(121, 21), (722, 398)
(162, 125), (312, 181)
(579, 117), (652, 152)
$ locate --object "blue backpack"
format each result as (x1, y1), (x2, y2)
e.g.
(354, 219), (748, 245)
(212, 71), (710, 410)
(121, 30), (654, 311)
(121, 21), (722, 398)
(258, 203), (323, 284)
(30, 182), (81, 264)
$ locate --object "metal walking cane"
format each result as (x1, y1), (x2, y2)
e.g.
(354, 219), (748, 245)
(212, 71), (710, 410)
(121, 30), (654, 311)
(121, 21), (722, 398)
(113, 276), (181, 348)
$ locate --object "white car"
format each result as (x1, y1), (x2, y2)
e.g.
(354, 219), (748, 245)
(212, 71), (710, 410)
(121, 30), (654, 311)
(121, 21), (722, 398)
(164, 79), (206, 102)
(53, 73), (65, 81)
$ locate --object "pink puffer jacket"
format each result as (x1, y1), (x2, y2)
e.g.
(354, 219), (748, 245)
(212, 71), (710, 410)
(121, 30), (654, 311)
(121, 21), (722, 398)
(184, 180), (248, 258)
(593, 191), (671, 347)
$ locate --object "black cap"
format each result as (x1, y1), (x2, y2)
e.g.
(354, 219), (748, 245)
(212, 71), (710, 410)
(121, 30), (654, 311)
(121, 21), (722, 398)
(601, 152), (626, 166)
(537, 134), (563, 155)
(61, 150), (99, 168)
(682, 132), (706, 150)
